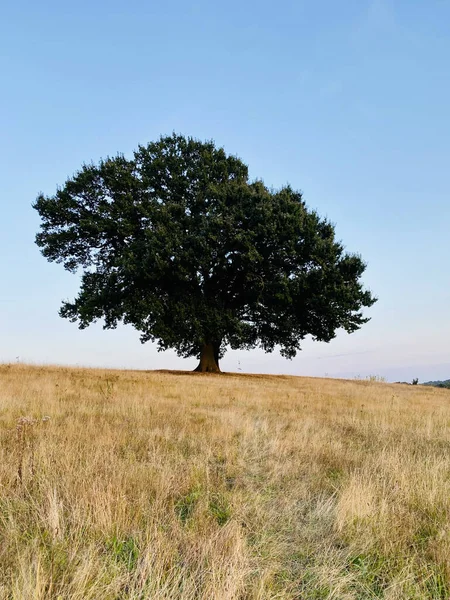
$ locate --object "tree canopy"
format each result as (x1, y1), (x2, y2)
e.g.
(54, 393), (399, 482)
(34, 134), (376, 372)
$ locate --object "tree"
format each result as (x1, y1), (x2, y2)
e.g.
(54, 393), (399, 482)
(34, 134), (376, 372)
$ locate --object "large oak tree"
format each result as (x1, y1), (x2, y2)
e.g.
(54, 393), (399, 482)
(34, 134), (376, 372)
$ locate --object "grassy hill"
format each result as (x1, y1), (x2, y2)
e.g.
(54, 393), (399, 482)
(0, 364), (449, 599)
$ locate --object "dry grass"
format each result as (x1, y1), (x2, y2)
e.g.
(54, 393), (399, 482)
(0, 364), (450, 599)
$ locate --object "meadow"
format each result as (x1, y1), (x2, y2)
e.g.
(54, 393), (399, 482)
(0, 364), (449, 599)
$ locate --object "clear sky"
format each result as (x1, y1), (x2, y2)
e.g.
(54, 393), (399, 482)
(1, 0), (449, 382)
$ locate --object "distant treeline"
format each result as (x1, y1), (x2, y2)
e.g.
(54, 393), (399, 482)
(423, 379), (450, 389)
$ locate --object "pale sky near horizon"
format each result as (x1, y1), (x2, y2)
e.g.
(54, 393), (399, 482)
(1, 0), (449, 382)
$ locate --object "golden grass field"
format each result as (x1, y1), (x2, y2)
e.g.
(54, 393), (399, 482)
(1, 364), (450, 599)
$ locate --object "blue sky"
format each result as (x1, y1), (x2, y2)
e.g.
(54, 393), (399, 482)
(1, 0), (449, 381)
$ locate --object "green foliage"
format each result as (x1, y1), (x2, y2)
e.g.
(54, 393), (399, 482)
(106, 534), (140, 571)
(347, 553), (387, 597)
(175, 488), (201, 524)
(209, 493), (231, 526)
(34, 134), (376, 364)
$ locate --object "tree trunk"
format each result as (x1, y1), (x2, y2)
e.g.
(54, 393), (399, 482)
(194, 342), (221, 373)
